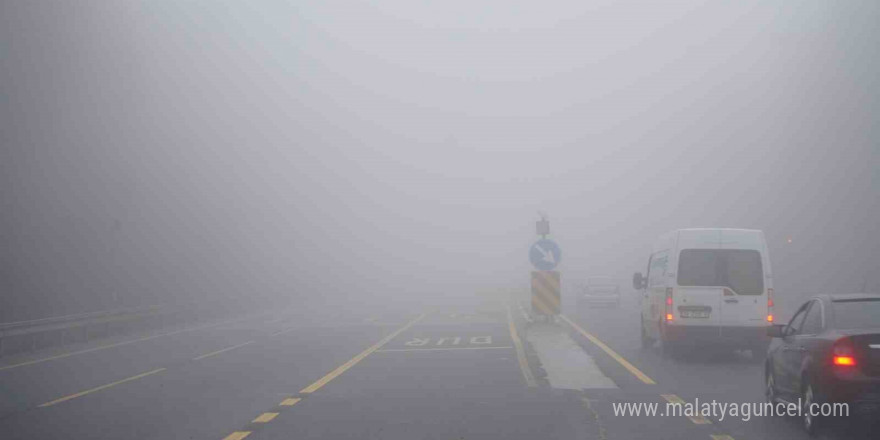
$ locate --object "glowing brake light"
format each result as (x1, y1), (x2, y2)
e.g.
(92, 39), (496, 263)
(665, 288), (673, 321)
(833, 356), (856, 366)
(767, 288), (774, 323)
(832, 338), (857, 367)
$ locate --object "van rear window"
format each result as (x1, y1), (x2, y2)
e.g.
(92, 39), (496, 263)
(677, 249), (764, 295)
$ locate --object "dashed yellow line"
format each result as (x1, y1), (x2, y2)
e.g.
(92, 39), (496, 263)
(218, 314), (426, 439)
(252, 412), (279, 423)
(661, 394), (712, 424)
(193, 341), (254, 361)
(39, 368), (167, 407)
(710, 436), (735, 440)
(560, 315), (656, 385)
(280, 397), (301, 406)
(299, 313), (425, 394)
(506, 303), (537, 387)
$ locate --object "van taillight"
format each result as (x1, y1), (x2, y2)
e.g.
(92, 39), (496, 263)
(767, 288), (774, 322)
(665, 288), (673, 321)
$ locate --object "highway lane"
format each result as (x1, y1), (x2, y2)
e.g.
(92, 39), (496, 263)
(4, 291), (875, 440)
(0, 305), (418, 439)
(237, 307), (599, 440)
(564, 292), (878, 440)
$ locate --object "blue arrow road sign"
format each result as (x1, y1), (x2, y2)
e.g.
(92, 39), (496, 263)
(530, 239), (561, 271)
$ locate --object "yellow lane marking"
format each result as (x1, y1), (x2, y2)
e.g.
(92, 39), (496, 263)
(560, 315), (656, 385)
(0, 315), (257, 372)
(299, 313), (426, 394)
(507, 303), (537, 387)
(661, 394), (713, 424)
(252, 412), (279, 423)
(710, 436), (735, 440)
(39, 368), (167, 407)
(376, 346), (513, 353)
(222, 432), (251, 440)
(193, 341), (254, 361)
(280, 397), (301, 406)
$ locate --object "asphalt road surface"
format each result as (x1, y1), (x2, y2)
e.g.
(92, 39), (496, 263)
(0, 294), (875, 439)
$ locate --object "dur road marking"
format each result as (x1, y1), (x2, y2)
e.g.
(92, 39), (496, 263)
(662, 394), (712, 425)
(39, 367), (167, 407)
(560, 314), (656, 385)
(218, 314), (426, 440)
(193, 341), (254, 361)
(299, 313), (425, 394)
(402, 336), (493, 347)
(710, 436), (735, 440)
(507, 303), (537, 387)
(377, 346), (513, 352)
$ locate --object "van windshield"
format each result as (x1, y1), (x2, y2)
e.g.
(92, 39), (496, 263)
(677, 249), (764, 295)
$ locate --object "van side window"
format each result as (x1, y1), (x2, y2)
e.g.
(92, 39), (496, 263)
(649, 251), (669, 288)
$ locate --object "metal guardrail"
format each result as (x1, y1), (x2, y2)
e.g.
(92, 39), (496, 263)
(0, 305), (170, 356)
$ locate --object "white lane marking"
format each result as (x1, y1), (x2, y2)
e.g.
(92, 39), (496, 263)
(0, 314), (266, 372)
(192, 341), (254, 361)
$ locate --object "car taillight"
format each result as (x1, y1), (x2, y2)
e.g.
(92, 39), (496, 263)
(834, 356), (856, 366)
(665, 288), (673, 321)
(767, 288), (774, 322)
(832, 338), (857, 367)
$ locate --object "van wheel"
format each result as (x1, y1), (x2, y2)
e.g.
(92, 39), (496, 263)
(751, 340), (770, 363)
(661, 339), (679, 358)
(659, 321), (680, 358)
(640, 318), (654, 349)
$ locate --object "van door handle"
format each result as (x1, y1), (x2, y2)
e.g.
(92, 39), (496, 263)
(724, 299), (738, 303)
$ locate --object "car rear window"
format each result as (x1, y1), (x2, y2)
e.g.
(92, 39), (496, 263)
(587, 277), (616, 286)
(677, 249), (764, 295)
(832, 299), (880, 329)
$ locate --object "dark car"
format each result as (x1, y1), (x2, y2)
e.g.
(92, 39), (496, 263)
(765, 293), (880, 435)
(577, 276), (621, 308)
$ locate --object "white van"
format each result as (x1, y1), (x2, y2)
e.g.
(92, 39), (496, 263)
(633, 229), (773, 355)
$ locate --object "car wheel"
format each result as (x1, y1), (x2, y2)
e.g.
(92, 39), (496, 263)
(802, 380), (823, 436)
(640, 317), (654, 349)
(765, 368), (777, 404)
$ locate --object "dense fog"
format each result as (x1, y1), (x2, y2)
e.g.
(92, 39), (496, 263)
(2, 0), (878, 321)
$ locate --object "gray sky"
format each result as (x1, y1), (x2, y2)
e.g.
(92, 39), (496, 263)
(3, 0), (878, 318)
